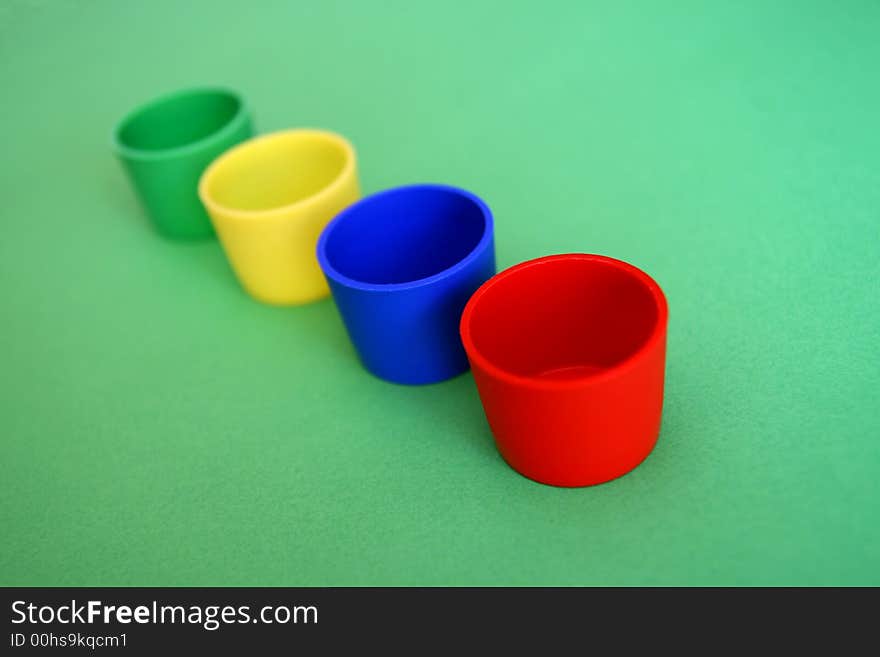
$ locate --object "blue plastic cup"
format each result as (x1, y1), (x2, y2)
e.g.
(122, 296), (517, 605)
(317, 184), (496, 385)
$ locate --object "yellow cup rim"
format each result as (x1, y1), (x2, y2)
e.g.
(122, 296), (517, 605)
(198, 128), (356, 221)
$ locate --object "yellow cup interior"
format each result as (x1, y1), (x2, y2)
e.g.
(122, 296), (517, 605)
(202, 131), (351, 214)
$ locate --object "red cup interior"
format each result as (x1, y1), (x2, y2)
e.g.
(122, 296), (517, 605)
(463, 254), (665, 381)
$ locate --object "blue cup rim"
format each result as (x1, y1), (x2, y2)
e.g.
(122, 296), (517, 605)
(316, 183), (494, 293)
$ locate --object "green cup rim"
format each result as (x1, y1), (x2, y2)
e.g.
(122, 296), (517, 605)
(112, 86), (250, 162)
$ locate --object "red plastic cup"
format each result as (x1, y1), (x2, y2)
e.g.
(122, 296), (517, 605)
(460, 254), (668, 487)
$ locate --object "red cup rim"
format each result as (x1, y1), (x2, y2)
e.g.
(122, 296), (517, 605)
(459, 253), (669, 389)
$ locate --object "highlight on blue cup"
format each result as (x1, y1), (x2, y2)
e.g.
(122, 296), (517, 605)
(316, 183), (496, 385)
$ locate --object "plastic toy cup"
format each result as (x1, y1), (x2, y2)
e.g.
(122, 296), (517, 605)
(317, 184), (495, 385)
(460, 254), (668, 487)
(113, 87), (253, 239)
(199, 130), (360, 305)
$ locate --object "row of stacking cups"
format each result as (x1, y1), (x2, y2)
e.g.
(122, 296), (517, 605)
(113, 87), (668, 487)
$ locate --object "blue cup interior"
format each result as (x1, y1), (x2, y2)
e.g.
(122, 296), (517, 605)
(321, 186), (489, 286)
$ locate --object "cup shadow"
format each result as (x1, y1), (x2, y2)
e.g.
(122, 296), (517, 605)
(104, 165), (157, 236)
(396, 371), (501, 465)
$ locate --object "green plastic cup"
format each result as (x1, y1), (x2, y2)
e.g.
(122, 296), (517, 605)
(113, 87), (253, 239)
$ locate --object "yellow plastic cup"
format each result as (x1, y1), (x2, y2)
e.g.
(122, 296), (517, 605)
(198, 129), (360, 305)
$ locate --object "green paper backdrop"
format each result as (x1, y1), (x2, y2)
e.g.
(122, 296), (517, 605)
(1, 0), (878, 586)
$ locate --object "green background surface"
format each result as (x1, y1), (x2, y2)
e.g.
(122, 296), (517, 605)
(2, 0), (879, 586)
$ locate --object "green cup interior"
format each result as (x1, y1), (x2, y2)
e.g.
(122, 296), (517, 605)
(115, 89), (242, 154)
